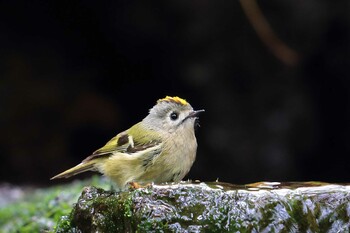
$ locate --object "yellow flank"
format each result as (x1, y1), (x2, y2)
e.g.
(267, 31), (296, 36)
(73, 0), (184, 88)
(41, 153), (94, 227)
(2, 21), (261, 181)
(157, 96), (188, 106)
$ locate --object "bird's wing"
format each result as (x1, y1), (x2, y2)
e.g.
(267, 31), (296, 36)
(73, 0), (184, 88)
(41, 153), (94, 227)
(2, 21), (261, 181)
(82, 123), (162, 163)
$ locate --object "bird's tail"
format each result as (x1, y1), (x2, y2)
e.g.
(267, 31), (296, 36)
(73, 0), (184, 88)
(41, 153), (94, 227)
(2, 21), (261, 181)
(50, 160), (98, 180)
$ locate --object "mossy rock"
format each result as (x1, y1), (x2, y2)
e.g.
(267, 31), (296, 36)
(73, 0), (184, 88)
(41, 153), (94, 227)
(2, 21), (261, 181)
(55, 181), (350, 232)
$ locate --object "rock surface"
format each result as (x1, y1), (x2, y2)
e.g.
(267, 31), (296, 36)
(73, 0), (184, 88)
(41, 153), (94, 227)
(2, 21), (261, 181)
(55, 181), (350, 232)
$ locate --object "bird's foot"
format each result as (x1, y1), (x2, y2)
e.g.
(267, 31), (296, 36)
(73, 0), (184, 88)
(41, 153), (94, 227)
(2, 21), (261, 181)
(128, 181), (141, 189)
(128, 181), (152, 190)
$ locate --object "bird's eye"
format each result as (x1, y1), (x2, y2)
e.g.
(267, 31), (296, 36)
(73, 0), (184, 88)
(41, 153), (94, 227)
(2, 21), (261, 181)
(170, 112), (179, 121)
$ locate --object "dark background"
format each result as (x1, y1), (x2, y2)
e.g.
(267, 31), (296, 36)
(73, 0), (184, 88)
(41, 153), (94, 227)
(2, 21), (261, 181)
(1, 0), (350, 185)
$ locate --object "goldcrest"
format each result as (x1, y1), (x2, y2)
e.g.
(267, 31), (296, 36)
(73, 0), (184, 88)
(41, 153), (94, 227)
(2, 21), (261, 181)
(51, 96), (204, 190)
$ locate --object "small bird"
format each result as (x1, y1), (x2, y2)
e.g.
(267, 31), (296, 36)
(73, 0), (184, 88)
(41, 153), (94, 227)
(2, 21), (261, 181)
(51, 96), (204, 190)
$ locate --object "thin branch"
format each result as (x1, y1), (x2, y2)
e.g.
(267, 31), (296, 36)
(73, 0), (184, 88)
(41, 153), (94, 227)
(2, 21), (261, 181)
(239, 0), (299, 66)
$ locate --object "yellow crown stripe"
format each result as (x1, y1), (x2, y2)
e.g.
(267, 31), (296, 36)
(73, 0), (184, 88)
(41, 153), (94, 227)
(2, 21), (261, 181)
(157, 96), (188, 106)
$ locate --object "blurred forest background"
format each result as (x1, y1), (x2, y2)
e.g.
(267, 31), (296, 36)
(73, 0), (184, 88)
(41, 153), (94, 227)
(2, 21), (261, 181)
(1, 0), (350, 185)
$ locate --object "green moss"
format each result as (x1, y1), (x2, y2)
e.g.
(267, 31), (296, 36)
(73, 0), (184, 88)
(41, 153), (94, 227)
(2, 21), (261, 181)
(0, 176), (110, 233)
(55, 186), (139, 232)
(0, 186), (74, 232)
(122, 192), (134, 218)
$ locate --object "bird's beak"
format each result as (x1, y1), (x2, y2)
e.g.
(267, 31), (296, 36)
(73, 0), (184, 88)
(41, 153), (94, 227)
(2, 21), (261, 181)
(182, 109), (204, 126)
(187, 109), (205, 119)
